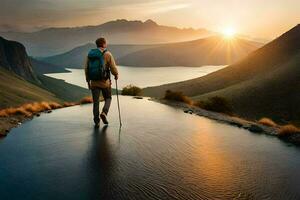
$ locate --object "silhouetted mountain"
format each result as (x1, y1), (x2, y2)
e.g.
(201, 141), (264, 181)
(118, 36), (263, 67)
(40, 43), (158, 68)
(0, 37), (38, 82)
(144, 25), (300, 125)
(0, 19), (212, 57)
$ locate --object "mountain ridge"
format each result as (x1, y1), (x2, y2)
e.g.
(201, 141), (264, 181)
(143, 24), (300, 124)
(0, 19), (212, 57)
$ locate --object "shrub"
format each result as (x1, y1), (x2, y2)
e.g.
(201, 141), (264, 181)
(278, 125), (300, 137)
(79, 96), (93, 104)
(258, 118), (278, 127)
(195, 96), (232, 115)
(121, 85), (142, 96)
(164, 90), (192, 104)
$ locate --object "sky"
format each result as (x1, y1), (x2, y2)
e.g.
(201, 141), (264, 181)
(0, 0), (299, 39)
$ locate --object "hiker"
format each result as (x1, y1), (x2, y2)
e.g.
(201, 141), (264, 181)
(85, 37), (119, 127)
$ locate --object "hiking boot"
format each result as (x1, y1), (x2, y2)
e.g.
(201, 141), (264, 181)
(100, 112), (109, 124)
(94, 122), (100, 129)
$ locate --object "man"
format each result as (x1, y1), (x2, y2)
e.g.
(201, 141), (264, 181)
(85, 37), (119, 127)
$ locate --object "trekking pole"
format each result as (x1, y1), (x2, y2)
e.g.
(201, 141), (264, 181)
(115, 79), (122, 126)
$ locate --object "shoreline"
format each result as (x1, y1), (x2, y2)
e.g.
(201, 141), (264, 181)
(0, 114), (40, 137)
(151, 98), (300, 146)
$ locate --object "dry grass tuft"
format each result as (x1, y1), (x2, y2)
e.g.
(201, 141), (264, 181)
(164, 90), (192, 104)
(79, 96), (93, 104)
(122, 85), (142, 96)
(258, 118), (278, 127)
(0, 110), (9, 117)
(0, 101), (70, 118)
(194, 96), (232, 115)
(278, 124), (300, 137)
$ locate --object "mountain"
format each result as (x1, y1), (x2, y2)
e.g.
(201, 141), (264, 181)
(143, 25), (300, 125)
(0, 37), (89, 108)
(0, 19), (212, 57)
(40, 36), (262, 68)
(117, 36), (263, 67)
(40, 43), (159, 68)
(30, 58), (69, 74)
(0, 37), (38, 82)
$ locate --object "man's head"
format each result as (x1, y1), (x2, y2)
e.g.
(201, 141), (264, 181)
(95, 37), (107, 48)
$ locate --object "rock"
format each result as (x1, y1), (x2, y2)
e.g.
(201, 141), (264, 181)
(47, 110), (52, 113)
(184, 109), (193, 114)
(229, 121), (243, 128)
(133, 96), (143, 99)
(289, 133), (300, 145)
(36, 113), (40, 117)
(248, 124), (264, 133)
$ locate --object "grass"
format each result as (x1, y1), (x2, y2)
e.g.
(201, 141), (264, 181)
(258, 118), (278, 127)
(278, 124), (300, 137)
(122, 85), (142, 96)
(163, 90), (192, 104)
(0, 102), (62, 117)
(0, 96), (94, 118)
(194, 96), (232, 115)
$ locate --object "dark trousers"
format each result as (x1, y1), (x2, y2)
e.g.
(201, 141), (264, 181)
(91, 87), (112, 124)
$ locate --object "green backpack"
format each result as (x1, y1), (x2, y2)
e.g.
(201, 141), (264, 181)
(87, 49), (108, 80)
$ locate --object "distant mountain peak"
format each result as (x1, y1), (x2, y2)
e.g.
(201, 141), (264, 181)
(144, 19), (158, 26)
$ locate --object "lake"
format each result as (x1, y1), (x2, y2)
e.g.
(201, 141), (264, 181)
(45, 65), (226, 88)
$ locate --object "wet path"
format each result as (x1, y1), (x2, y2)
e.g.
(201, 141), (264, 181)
(1, 97), (300, 199)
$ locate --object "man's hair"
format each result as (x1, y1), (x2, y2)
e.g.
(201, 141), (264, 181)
(95, 37), (106, 48)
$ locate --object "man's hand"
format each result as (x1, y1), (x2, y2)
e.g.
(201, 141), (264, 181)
(114, 75), (119, 80)
(87, 81), (91, 90)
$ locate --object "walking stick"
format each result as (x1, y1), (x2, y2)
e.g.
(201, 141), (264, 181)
(115, 79), (122, 126)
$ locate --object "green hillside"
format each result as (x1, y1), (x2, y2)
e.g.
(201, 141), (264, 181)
(0, 68), (60, 109)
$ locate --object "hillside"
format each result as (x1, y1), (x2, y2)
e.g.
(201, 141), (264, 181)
(0, 68), (60, 109)
(0, 37), (38, 82)
(40, 43), (159, 68)
(143, 25), (300, 125)
(0, 19), (211, 57)
(0, 37), (90, 108)
(117, 36), (263, 67)
(41, 36), (261, 68)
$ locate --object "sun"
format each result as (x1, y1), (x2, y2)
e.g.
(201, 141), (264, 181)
(222, 27), (236, 38)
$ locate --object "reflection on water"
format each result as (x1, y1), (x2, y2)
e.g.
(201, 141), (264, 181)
(45, 65), (226, 88)
(0, 97), (300, 200)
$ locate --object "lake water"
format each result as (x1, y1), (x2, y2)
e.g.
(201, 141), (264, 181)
(1, 96), (300, 199)
(45, 65), (226, 88)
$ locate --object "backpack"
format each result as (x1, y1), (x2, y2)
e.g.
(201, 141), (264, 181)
(87, 48), (108, 81)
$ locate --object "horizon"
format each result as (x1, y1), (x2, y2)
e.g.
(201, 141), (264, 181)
(1, 0), (300, 40)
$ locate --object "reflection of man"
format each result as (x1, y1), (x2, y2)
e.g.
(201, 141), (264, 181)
(84, 37), (119, 127)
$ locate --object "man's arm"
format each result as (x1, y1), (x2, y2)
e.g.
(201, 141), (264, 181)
(84, 57), (91, 89)
(107, 53), (119, 80)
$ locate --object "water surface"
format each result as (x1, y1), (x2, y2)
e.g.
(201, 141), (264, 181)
(45, 65), (226, 88)
(0, 97), (300, 199)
